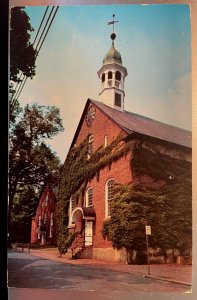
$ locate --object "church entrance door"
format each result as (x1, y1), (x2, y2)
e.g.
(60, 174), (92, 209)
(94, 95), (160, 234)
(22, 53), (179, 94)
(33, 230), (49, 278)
(85, 220), (93, 246)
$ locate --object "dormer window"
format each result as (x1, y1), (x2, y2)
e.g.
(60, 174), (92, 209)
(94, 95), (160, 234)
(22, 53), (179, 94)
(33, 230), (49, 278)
(102, 73), (105, 82)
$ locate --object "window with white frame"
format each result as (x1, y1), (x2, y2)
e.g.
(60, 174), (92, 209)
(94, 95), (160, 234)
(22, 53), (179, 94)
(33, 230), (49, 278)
(49, 212), (53, 237)
(69, 196), (77, 225)
(70, 196), (77, 212)
(105, 179), (115, 217)
(50, 212), (53, 225)
(37, 227), (41, 239)
(88, 135), (94, 158)
(38, 215), (41, 226)
(49, 225), (53, 238)
(45, 194), (49, 206)
(38, 215), (41, 239)
(86, 187), (93, 207)
(104, 135), (108, 147)
(44, 212), (47, 224)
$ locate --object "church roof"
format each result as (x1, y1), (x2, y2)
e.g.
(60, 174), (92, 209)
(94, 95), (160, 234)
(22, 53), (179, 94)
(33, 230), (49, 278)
(71, 99), (191, 149)
(90, 99), (191, 148)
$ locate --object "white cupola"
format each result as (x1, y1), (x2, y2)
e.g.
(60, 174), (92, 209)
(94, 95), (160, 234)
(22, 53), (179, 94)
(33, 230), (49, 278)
(97, 18), (127, 111)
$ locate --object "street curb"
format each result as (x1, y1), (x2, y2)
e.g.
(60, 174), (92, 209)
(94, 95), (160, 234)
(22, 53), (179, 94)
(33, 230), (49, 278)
(13, 248), (192, 287)
(143, 274), (192, 286)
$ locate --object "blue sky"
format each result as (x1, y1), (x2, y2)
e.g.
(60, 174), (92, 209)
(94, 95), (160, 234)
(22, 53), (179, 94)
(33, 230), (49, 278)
(18, 4), (191, 162)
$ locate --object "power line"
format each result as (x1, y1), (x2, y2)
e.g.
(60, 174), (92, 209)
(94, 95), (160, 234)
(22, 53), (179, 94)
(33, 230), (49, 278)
(11, 6), (50, 103)
(11, 6), (59, 104)
(36, 7), (59, 54)
(33, 6), (50, 45)
(35, 6), (55, 51)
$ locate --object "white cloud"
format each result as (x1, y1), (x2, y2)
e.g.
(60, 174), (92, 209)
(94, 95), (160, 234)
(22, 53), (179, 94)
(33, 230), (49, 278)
(167, 73), (192, 129)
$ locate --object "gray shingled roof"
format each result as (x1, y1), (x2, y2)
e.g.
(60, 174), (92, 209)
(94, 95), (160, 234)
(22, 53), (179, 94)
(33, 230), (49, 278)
(90, 99), (191, 148)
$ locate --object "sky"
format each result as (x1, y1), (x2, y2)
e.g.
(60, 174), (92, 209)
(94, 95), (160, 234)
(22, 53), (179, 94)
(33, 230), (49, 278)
(16, 4), (191, 162)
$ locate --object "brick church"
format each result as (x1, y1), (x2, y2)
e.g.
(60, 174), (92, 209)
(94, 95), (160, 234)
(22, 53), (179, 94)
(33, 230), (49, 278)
(57, 23), (192, 263)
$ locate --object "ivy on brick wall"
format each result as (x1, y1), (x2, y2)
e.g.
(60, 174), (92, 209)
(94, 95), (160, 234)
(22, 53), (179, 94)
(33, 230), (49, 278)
(102, 140), (192, 261)
(57, 133), (191, 257)
(57, 133), (133, 254)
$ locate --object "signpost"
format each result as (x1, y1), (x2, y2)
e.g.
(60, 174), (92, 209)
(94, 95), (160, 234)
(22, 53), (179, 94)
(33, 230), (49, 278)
(145, 224), (151, 275)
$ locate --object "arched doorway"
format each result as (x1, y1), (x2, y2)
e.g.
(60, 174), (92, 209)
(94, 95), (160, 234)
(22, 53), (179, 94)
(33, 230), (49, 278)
(71, 207), (96, 246)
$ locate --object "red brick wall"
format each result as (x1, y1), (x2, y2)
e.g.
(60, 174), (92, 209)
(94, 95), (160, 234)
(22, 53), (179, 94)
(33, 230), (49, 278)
(73, 103), (133, 248)
(75, 103), (127, 150)
(86, 153), (133, 248)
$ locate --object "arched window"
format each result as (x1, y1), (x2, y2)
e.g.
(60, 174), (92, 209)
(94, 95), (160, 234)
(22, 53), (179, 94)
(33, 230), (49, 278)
(115, 71), (121, 81)
(86, 187), (93, 207)
(108, 71), (112, 79)
(102, 73), (105, 83)
(105, 179), (115, 217)
(88, 135), (94, 157)
(104, 135), (108, 147)
(70, 196), (77, 212)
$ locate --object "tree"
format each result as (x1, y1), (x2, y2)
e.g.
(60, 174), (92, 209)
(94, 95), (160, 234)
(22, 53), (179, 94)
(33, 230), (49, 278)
(8, 103), (64, 244)
(10, 7), (37, 81)
(10, 186), (39, 243)
(9, 7), (37, 121)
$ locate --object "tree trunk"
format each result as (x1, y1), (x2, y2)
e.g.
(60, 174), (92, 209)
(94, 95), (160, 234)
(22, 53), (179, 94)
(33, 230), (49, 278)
(7, 177), (18, 248)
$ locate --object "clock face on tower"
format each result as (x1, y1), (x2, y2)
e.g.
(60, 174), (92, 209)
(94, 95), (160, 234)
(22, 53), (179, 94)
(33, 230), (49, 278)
(85, 106), (96, 126)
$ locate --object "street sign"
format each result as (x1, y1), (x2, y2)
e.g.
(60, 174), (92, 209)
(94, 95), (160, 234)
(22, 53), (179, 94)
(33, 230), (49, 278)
(145, 225), (151, 235)
(145, 224), (151, 276)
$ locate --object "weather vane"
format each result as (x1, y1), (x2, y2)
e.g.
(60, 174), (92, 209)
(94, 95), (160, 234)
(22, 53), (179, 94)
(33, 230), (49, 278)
(107, 14), (119, 34)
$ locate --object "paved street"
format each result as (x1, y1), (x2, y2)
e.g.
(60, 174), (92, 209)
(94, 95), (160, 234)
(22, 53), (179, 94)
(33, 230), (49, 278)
(8, 251), (192, 300)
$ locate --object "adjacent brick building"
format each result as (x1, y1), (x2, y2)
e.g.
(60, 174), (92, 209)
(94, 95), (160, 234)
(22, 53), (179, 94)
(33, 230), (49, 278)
(63, 29), (192, 262)
(31, 185), (57, 245)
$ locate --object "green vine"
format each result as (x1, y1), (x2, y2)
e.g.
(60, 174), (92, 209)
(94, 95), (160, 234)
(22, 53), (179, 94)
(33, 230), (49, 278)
(57, 133), (191, 256)
(57, 133), (133, 254)
(102, 140), (192, 256)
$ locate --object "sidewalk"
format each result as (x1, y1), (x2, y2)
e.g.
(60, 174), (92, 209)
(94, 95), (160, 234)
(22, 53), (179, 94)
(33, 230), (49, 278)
(16, 246), (192, 286)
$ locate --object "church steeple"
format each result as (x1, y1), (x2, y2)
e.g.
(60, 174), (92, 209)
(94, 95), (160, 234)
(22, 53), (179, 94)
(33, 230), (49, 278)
(97, 15), (128, 111)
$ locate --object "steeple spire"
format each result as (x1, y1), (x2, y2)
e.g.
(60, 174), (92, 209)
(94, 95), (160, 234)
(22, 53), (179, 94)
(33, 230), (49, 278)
(97, 15), (128, 112)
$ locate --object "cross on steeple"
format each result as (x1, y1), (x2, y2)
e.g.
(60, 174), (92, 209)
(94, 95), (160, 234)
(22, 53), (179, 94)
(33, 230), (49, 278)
(107, 14), (119, 34)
